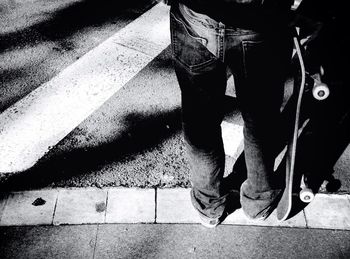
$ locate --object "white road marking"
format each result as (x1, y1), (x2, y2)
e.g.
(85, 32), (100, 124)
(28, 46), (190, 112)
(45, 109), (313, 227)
(0, 3), (170, 173)
(221, 121), (244, 160)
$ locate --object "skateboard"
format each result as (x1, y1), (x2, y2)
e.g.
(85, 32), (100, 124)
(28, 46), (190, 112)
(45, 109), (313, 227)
(276, 29), (330, 221)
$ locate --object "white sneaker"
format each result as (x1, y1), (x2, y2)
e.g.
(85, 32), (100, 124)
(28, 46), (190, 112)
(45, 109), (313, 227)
(198, 213), (221, 228)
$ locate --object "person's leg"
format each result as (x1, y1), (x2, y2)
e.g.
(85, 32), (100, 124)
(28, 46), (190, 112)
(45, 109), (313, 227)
(225, 30), (293, 219)
(170, 4), (228, 220)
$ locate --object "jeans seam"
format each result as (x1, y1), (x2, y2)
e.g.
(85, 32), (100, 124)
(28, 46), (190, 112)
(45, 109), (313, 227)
(241, 40), (264, 79)
(242, 41), (248, 79)
(220, 29), (225, 62)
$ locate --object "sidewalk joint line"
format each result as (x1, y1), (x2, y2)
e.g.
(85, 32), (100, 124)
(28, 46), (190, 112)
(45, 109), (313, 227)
(154, 187), (158, 224)
(92, 224), (100, 259)
(104, 189), (109, 223)
(51, 191), (59, 225)
(302, 209), (310, 228)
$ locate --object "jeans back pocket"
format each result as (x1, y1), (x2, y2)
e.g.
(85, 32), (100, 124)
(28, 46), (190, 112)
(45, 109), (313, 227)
(170, 10), (217, 72)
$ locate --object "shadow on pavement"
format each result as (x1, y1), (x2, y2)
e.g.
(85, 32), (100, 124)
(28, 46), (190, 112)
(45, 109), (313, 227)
(224, 87), (350, 219)
(0, 0), (158, 53)
(0, 0), (161, 112)
(0, 107), (184, 191)
(0, 94), (240, 191)
(295, 110), (350, 193)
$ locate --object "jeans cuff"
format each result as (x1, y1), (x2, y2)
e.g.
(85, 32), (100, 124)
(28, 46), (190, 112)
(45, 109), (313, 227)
(240, 181), (282, 219)
(190, 188), (228, 219)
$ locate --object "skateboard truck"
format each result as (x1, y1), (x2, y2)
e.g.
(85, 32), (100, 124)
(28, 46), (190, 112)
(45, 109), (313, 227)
(312, 81), (330, 101)
(306, 71), (330, 101)
(299, 175), (315, 203)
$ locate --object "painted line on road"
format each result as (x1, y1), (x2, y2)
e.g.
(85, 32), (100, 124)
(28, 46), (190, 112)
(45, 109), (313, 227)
(0, 187), (349, 230)
(221, 121), (244, 161)
(0, 3), (170, 173)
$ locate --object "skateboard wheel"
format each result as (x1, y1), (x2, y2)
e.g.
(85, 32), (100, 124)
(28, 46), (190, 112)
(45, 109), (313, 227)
(312, 83), (330, 100)
(300, 188), (314, 203)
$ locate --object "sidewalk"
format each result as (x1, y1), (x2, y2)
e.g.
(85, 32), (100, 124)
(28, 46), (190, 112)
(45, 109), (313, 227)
(1, 187), (350, 229)
(1, 187), (350, 258)
(1, 223), (349, 259)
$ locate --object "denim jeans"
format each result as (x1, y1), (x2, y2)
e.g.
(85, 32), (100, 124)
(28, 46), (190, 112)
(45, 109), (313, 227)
(170, 3), (293, 219)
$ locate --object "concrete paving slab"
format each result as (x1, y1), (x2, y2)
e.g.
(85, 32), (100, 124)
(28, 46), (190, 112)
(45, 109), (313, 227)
(106, 188), (155, 223)
(94, 224), (347, 259)
(156, 188), (199, 223)
(0, 190), (58, 226)
(223, 208), (307, 228)
(0, 225), (97, 259)
(53, 188), (107, 225)
(304, 194), (350, 230)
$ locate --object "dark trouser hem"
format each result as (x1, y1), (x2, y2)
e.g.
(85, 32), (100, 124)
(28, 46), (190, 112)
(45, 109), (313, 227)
(240, 180), (282, 219)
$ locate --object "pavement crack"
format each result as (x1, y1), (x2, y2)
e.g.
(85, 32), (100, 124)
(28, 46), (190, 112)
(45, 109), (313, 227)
(104, 189), (109, 222)
(51, 190), (59, 225)
(303, 210), (309, 228)
(92, 224), (100, 259)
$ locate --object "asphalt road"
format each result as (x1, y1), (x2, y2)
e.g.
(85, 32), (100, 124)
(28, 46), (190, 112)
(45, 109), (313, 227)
(0, 0), (192, 190)
(0, 0), (159, 111)
(1, 224), (349, 258)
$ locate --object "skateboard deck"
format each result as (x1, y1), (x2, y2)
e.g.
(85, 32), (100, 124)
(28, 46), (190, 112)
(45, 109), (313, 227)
(276, 31), (329, 221)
